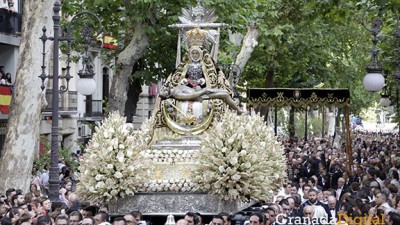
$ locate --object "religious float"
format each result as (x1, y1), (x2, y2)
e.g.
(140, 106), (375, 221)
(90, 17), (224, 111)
(77, 0), (287, 219)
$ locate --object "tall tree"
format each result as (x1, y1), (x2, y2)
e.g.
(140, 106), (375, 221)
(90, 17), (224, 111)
(0, 0), (53, 192)
(62, 0), (190, 116)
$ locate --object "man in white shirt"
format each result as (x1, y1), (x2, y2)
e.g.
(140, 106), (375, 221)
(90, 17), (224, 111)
(40, 166), (49, 195)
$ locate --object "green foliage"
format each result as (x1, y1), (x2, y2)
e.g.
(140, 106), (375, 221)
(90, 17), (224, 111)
(61, 0), (391, 116)
(33, 135), (79, 173)
(33, 153), (50, 173)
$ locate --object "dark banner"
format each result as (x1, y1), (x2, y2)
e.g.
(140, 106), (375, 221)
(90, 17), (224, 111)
(247, 88), (350, 107)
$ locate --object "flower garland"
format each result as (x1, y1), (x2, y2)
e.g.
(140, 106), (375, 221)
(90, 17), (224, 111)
(77, 112), (153, 203)
(194, 110), (287, 202)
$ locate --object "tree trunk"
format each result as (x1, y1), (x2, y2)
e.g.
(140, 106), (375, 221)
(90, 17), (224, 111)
(108, 22), (149, 115)
(234, 22), (260, 76)
(259, 67), (274, 122)
(124, 78), (142, 123)
(0, 0), (53, 192)
(264, 67), (274, 88)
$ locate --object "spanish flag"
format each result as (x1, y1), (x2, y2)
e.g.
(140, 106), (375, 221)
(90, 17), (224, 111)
(103, 35), (118, 49)
(0, 86), (12, 114)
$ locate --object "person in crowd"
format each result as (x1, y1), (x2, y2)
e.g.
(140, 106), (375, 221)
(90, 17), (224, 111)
(39, 197), (51, 216)
(55, 215), (69, 225)
(210, 215), (224, 225)
(1, 73), (12, 86)
(94, 212), (109, 225)
(9, 207), (21, 224)
(5, 188), (16, 207)
(298, 177), (308, 198)
(37, 215), (52, 225)
(16, 212), (32, 225)
(0, 217), (12, 225)
(290, 194), (303, 217)
(67, 193), (79, 214)
(248, 213), (264, 225)
(376, 192), (393, 211)
(40, 166), (49, 196)
(301, 184), (311, 202)
(184, 212), (198, 225)
(79, 217), (93, 225)
(123, 213), (136, 225)
(335, 177), (347, 201)
(11, 193), (25, 208)
(303, 205), (315, 223)
(81, 206), (96, 219)
(385, 211), (400, 225)
(127, 211), (142, 225)
(326, 196), (339, 221)
(112, 217), (126, 225)
(194, 212), (203, 225)
(0, 202), (11, 218)
(290, 183), (299, 195)
(29, 184), (42, 198)
(176, 219), (188, 225)
(278, 198), (291, 224)
(302, 189), (331, 222)
(68, 211), (82, 225)
(217, 212), (230, 225)
(263, 207), (276, 225)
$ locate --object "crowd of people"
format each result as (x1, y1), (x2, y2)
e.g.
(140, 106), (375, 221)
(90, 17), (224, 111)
(1, 130), (400, 225)
(261, 131), (400, 224)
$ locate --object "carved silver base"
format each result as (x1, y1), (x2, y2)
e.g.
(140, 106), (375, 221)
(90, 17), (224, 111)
(109, 193), (255, 216)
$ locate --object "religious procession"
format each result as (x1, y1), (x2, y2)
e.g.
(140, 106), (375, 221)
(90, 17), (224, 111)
(1, 0), (400, 225)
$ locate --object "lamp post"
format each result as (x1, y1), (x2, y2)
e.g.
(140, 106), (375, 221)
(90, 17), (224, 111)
(362, 5), (385, 92)
(362, 5), (400, 135)
(39, 1), (102, 202)
(379, 85), (391, 107)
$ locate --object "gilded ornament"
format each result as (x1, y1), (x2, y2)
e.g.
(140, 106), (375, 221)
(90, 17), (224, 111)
(310, 92), (318, 102)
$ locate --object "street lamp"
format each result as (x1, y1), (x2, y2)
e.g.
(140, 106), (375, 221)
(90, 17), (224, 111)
(38, 1), (102, 202)
(379, 85), (391, 107)
(362, 5), (400, 135)
(362, 5), (385, 92)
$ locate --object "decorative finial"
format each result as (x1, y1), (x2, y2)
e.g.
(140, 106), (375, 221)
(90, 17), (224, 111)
(193, 0), (204, 23)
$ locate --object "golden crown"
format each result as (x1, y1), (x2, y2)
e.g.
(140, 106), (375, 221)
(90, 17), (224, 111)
(186, 27), (208, 47)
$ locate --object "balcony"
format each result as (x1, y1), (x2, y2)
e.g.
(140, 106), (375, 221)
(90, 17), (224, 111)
(43, 90), (78, 116)
(0, 9), (22, 35)
(84, 99), (103, 118)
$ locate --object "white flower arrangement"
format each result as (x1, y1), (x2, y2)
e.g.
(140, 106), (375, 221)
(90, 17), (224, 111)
(77, 112), (154, 203)
(143, 149), (199, 163)
(194, 110), (287, 202)
(140, 179), (197, 192)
